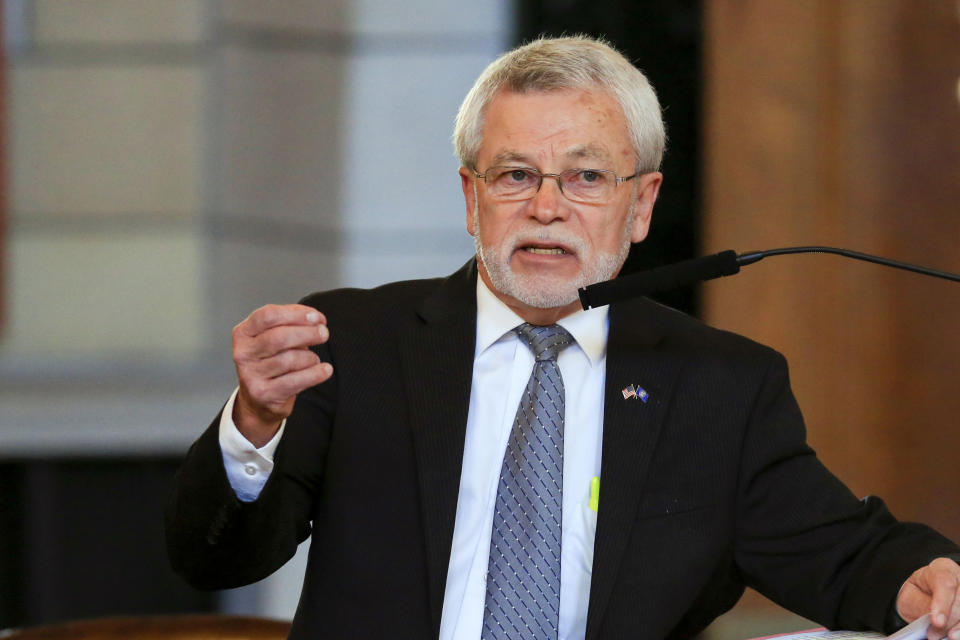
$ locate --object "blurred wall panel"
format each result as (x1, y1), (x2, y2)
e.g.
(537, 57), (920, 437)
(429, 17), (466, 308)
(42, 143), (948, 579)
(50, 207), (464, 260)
(1, 0), (513, 625)
(0, 3), (6, 335)
(204, 0), (504, 355)
(5, 0), (208, 361)
(1, 0), (512, 625)
(207, 0), (511, 618)
(703, 0), (960, 622)
(0, 0), (218, 628)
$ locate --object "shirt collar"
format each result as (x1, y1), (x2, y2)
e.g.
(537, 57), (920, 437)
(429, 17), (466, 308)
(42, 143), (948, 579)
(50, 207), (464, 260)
(475, 275), (609, 366)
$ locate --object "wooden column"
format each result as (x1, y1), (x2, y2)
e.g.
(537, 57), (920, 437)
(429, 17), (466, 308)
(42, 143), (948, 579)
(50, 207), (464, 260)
(703, 0), (960, 606)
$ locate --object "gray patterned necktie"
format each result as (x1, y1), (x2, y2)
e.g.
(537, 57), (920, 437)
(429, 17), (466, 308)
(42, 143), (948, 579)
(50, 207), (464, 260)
(482, 323), (574, 640)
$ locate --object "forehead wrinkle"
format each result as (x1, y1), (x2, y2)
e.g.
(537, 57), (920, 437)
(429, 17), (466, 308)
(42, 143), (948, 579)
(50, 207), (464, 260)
(564, 143), (612, 165)
(488, 144), (614, 170)
(489, 150), (532, 167)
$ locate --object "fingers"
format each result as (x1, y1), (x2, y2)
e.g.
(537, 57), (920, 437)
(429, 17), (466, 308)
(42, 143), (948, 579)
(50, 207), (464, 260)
(233, 303), (330, 363)
(243, 323), (329, 359)
(946, 599), (960, 640)
(233, 361), (333, 446)
(923, 559), (960, 632)
(930, 560), (960, 640)
(237, 303), (327, 339)
(243, 361), (333, 410)
(899, 558), (960, 640)
(256, 347), (323, 379)
(231, 303), (334, 442)
(898, 582), (926, 623)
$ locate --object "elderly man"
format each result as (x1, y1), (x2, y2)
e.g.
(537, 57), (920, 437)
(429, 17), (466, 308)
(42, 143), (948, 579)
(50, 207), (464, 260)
(167, 36), (960, 640)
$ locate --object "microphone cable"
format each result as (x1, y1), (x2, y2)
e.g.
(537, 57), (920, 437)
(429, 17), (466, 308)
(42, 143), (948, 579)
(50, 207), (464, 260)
(736, 246), (960, 283)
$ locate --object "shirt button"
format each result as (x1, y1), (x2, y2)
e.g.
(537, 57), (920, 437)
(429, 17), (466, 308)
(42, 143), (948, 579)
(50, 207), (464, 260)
(244, 464), (257, 476)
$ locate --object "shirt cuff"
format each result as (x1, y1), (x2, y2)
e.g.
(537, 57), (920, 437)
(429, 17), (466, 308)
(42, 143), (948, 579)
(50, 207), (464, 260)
(218, 387), (286, 502)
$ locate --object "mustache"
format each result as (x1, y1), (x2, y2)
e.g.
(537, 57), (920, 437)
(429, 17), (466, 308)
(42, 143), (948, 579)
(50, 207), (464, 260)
(508, 229), (585, 254)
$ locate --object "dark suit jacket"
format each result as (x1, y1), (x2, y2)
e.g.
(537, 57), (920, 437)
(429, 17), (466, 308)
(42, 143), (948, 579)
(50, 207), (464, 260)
(166, 259), (958, 639)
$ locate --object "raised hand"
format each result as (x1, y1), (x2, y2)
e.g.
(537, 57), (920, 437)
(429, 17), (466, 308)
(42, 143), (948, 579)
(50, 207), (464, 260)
(231, 304), (333, 446)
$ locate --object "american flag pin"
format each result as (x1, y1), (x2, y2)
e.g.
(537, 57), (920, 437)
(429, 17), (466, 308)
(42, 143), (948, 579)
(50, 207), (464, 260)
(622, 384), (650, 403)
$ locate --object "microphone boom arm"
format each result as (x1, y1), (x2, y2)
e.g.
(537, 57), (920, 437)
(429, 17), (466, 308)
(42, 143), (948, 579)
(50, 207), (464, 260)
(737, 246), (960, 283)
(578, 246), (960, 310)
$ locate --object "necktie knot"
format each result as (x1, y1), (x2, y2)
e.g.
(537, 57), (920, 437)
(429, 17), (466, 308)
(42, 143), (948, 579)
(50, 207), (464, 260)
(515, 323), (574, 362)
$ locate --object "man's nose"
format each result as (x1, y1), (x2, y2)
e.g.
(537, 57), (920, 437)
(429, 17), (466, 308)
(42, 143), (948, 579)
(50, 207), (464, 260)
(528, 176), (569, 223)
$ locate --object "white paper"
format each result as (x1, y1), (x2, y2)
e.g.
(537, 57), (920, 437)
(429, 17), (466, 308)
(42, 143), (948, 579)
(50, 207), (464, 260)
(887, 614), (932, 640)
(748, 613), (935, 640)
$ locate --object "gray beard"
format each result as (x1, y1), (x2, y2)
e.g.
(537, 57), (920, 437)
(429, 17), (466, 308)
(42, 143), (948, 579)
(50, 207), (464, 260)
(472, 203), (634, 309)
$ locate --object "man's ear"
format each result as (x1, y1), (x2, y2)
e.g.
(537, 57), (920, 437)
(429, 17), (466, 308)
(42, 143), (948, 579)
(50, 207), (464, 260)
(460, 167), (478, 236)
(630, 172), (663, 243)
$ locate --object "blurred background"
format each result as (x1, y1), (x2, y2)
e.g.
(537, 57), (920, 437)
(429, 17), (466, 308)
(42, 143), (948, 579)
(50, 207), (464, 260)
(0, 1), (957, 638)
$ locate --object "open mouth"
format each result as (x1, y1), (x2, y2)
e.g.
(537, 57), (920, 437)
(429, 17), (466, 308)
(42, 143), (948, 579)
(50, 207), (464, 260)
(517, 239), (574, 256)
(523, 246), (567, 255)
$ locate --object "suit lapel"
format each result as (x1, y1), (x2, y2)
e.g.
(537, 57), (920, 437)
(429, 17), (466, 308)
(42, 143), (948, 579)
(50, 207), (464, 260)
(585, 297), (685, 640)
(399, 260), (478, 637)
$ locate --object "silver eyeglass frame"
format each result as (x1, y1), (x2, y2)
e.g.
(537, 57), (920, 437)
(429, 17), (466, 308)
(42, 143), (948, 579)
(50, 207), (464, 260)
(473, 165), (641, 203)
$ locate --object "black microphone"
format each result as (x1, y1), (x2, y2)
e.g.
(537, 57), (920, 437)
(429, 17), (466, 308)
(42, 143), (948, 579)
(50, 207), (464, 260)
(578, 250), (740, 309)
(578, 247), (960, 309)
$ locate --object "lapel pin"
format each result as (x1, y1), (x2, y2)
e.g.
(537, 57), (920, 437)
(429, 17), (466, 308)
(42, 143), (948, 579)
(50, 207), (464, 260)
(621, 384), (650, 403)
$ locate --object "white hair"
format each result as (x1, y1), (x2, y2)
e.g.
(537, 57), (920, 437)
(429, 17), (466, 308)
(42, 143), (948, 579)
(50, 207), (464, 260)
(453, 35), (666, 172)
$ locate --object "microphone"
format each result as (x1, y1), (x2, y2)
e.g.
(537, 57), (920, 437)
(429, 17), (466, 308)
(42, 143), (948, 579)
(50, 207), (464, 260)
(578, 250), (740, 310)
(578, 246), (960, 309)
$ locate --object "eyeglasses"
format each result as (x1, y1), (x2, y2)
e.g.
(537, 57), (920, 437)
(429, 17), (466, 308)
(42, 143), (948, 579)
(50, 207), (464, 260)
(474, 165), (640, 204)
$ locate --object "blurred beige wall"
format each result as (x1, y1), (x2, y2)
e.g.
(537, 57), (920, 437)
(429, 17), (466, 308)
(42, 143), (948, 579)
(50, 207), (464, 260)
(1, 0), (509, 618)
(7, 0), (207, 359)
(3, 0), (503, 366)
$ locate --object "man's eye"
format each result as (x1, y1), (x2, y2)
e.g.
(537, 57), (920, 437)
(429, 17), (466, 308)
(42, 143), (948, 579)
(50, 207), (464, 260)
(508, 170), (530, 182)
(580, 170), (602, 183)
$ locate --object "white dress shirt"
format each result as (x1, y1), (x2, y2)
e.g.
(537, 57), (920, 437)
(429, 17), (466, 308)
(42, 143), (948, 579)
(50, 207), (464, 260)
(439, 278), (608, 640)
(219, 277), (609, 640)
